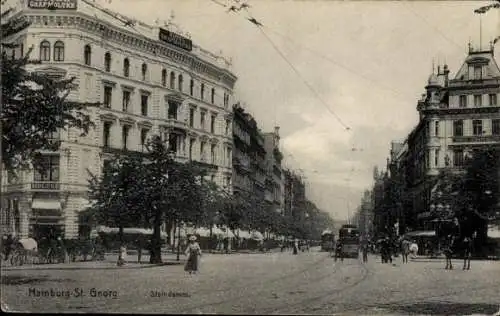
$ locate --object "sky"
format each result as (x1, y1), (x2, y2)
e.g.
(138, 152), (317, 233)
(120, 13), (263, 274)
(98, 0), (498, 222)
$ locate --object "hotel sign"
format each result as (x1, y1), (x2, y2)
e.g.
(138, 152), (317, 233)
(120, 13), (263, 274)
(159, 28), (193, 52)
(28, 0), (78, 10)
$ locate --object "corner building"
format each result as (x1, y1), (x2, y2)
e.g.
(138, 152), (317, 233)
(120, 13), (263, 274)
(1, 0), (237, 239)
(406, 44), (500, 230)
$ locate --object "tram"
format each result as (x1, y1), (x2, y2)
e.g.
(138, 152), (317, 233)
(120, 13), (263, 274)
(321, 230), (335, 252)
(338, 225), (360, 258)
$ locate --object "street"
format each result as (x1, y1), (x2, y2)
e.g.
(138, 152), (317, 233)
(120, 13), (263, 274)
(1, 249), (499, 315)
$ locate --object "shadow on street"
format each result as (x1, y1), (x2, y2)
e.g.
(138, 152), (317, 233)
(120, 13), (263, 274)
(379, 301), (499, 315)
(1, 275), (75, 286)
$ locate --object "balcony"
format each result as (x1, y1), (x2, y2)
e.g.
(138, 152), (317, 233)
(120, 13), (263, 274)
(452, 135), (500, 144)
(31, 181), (60, 191)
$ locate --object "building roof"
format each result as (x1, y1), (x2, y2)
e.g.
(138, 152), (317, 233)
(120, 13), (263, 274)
(453, 46), (500, 80)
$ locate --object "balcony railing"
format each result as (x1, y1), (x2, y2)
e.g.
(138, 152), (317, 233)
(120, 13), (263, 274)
(452, 135), (500, 143)
(31, 182), (60, 190)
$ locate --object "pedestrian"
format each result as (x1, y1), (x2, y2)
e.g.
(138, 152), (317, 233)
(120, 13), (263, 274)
(293, 239), (298, 255)
(117, 245), (127, 266)
(444, 235), (454, 270)
(401, 239), (410, 264)
(334, 241), (343, 262)
(362, 242), (368, 263)
(409, 240), (418, 259)
(184, 235), (202, 274)
(463, 233), (475, 270)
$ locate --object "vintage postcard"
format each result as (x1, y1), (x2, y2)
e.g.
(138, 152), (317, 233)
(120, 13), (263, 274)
(1, 0), (499, 314)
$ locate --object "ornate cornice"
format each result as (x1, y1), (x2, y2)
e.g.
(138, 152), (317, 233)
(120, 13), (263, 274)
(137, 120), (153, 128)
(99, 113), (118, 122)
(20, 11), (237, 88)
(165, 93), (185, 103)
(119, 116), (136, 126)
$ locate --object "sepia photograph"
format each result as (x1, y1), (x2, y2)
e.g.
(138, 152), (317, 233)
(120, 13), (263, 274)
(1, 0), (500, 314)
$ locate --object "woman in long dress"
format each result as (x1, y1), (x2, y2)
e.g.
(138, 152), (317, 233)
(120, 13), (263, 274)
(184, 235), (201, 274)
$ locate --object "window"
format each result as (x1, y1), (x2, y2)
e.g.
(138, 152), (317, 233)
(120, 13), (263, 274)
(227, 147), (232, 164)
(459, 95), (467, 108)
(170, 71), (175, 89)
(189, 138), (194, 160)
(189, 108), (195, 127)
(141, 63), (147, 81)
(434, 149), (439, 167)
(84, 44), (91, 66)
(453, 120), (463, 136)
(200, 142), (206, 160)
(211, 144), (216, 164)
(168, 101), (178, 120)
(141, 94), (149, 116)
(178, 74), (183, 92)
(474, 66), (482, 80)
(103, 86), (112, 108)
(40, 40), (50, 61)
(489, 94), (497, 106)
(34, 155), (60, 181)
(223, 93), (227, 107)
(104, 52), (111, 72)
(473, 119), (483, 136)
(201, 83), (205, 100)
(492, 119), (500, 135)
(168, 134), (177, 153)
(210, 115), (216, 133)
(211, 88), (215, 104)
(122, 90), (131, 112)
(103, 122), (111, 147)
(453, 150), (464, 167)
(190, 79), (194, 96)
(474, 95), (482, 107)
(200, 112), (206, 130)
(53, 41), (64, 61)
(161, 69), (167, 86)
(434, 121), (439, 137)
(225, 119), (230, 135)
(140, 129), (148, 148)
(122, 126), (130, 150)
(123, 58), (130, 77)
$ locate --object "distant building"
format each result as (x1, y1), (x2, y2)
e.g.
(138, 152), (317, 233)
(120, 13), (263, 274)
(232, 103), (266, 202)
(262, 127), (284, 214)
(283, 169), (306, 217)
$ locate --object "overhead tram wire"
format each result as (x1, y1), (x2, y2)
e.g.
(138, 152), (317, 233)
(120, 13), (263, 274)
(207, 0), (352, 131)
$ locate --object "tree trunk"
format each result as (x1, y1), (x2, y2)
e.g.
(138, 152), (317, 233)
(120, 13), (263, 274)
(209, 224), (213, 253)
(149, 212), (163, 264)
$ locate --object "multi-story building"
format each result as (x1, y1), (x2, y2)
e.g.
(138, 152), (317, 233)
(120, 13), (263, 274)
(405, 43), (500, 230)
(262, 127), (284, 214)
(283, 169), (306, 217)
(232, 103), (266, 202)
(1, 0), (237, 239)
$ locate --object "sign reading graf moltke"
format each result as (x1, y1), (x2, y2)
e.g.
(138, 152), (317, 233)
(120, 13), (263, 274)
(28, 0), (78, 10)
(159, 28), (193, 52)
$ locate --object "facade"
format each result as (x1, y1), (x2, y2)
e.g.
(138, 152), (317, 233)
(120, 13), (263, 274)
(1, 0), (237, 239)
(262, 127), (284, 214)
(403, 43), (500, 230)
(283, 169), (306, 217)
(231, 103), (266, 202)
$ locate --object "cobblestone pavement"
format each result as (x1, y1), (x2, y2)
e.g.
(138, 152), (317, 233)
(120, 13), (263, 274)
(1, 249), (499, 315)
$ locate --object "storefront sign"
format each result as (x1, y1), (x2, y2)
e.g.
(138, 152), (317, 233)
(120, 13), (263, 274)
(28, 0), (78, 10)
(159, 28), (192, 52)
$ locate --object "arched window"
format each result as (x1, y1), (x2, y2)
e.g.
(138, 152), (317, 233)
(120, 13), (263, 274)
(211, 88), (215, 104)
(104, 52), (111, 72)
(83, 44), (91, 66)
(123, 58), (130, 77)
(161, 69), (167, 86)
(190, 79), (194, 96)
(141, 63), (148, 81)
(201, 83), (205, 100)
(178, 74), (183, 92)
(53, 41), (64, 61)
(40, 40), (50, 61)
(169, 71), (175, 89)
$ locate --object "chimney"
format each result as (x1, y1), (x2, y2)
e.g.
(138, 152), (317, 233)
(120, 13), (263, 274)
(443, 64), (450, 87)
(274, 126), (280, 136)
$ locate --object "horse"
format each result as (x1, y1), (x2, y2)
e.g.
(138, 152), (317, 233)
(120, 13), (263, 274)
(401, 239), (411, 263)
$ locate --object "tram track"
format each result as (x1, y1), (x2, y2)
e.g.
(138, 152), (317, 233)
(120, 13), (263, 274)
(259, 260), (373, 314)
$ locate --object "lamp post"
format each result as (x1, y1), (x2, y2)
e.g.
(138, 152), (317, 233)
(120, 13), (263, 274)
(176, 220), (183, 261)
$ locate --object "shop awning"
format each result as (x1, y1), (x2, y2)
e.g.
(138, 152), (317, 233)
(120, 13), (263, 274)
(405, 230), (436, 237)
(32, 199), (61, 210)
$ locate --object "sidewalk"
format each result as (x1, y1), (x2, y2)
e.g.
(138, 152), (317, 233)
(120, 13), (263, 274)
(1, 253), (185, 271)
